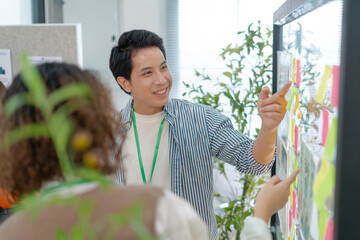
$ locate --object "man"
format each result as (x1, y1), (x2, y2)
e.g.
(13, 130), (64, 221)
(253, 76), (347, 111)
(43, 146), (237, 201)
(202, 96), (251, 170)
(109, 29), (291, 239)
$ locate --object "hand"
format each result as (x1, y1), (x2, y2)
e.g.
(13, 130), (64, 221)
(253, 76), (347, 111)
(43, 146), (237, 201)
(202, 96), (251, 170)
(254, 169), (300, 223)
(258, 81), (292, 131)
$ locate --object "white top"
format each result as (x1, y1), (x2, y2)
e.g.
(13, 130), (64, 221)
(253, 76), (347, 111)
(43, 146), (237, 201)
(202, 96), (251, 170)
(121, 111), (170, 190)
(43, 181), (208, 240)
(240, 216), (272, 240)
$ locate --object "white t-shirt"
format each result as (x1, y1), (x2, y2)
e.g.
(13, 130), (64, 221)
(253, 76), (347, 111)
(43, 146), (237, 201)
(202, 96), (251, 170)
(121, 111), (170, 190)
(240, 216), (272, 240)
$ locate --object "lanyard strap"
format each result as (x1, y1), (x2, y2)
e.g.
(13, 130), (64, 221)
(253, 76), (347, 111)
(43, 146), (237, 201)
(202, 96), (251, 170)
(132, 107), (165, 184)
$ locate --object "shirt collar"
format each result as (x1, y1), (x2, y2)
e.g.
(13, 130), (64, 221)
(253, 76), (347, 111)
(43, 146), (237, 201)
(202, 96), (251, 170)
(121, 98), (177, 124)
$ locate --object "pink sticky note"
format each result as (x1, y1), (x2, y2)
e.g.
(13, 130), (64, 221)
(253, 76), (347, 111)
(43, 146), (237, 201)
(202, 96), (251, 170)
(322, 109), (330, 147)
(292, 190), (297, 220)
(296, 59), (301, 87)
(331, 65), (340, 108)
(289, 209), (293, 231)
(325, 219), (334, 240)
(294, 125), (299, 154)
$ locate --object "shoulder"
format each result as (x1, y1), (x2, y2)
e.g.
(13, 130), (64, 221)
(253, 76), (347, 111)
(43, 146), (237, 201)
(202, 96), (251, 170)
(166, 98), (220, 116)
(154, 190), (209, 239)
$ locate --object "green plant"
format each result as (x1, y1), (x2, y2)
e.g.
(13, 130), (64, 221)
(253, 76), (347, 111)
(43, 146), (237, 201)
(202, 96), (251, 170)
(1, 55), (156, 240)
(183, 21), (272, 239)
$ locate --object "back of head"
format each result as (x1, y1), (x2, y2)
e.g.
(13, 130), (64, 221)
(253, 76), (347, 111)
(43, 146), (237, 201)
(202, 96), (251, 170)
(109, 29), (166, 94)
(0, 63), (123, 199)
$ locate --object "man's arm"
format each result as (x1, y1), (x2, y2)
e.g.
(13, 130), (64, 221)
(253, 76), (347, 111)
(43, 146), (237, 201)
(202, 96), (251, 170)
(252, 81), (292, 165)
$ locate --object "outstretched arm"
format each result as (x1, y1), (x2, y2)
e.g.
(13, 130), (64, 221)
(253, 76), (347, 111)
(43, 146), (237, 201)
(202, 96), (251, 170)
(252, 81), (292, 165)
(254, 169), (300, 223)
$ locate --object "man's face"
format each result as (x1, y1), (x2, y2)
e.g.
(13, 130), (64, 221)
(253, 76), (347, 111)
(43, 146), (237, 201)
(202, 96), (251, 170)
(119, 46), (172, 115)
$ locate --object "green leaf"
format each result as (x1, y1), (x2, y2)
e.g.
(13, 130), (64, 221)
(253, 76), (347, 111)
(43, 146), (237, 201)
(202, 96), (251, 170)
(3, 93), (34, 117)
(19, 53), (47, 107)
(2, 123), (49, 149)
(70, 225), (84, 240)
(48, 83), (92, 110)
(56, 230), (68, 240)
(223, 72), (232, 80)
(74, 168), (112, 189)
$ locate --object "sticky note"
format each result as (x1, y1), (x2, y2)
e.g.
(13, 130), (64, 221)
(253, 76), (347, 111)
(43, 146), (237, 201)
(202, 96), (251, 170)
(293, 92), (300, 115)
(315, 65), (332, 104)
(314, 162), (335, 205)
(292, 58), (297, 83)
(313, 157), (330, 192)
(331, 65), (340, 107)
(287, 87), (298, 111)
(291, 118), (295, 145)
(292, 190), (297, 220)
(325, 219), (334, 240)
(296, 59), (301, 87)
(322, 109), (330, 147)
(314, 163), (335, 240)
(324, 117), (338, 162)
(318, 206), (328, 240)
(294, 124), (299, 154)
(297, 108), (302, 120)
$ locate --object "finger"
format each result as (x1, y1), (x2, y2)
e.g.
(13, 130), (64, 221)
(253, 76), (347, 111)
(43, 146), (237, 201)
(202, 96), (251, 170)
(275, 81), (292, 97)
(284, 169), (301, 186)
(268, 175), (281, 184)
(259, 86), (271, 101)
(259, 104), (284, 114)
(259, 94), (287, 107)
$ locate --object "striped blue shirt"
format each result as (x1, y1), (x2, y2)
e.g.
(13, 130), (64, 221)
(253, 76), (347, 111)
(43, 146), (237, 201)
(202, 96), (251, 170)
(116, 98), (274, 239)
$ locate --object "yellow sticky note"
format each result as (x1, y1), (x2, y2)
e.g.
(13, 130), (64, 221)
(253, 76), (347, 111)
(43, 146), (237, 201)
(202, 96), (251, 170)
(292, 58), (297, 83)
(315, 65), (332, 104)
(324, 117), (338, 162)
(313, 157), (329, 192)
(293, 92), (300, 115)
(297, 108), (302, 120)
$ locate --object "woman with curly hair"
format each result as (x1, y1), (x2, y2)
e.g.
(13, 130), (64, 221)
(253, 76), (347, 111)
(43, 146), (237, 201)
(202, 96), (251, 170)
(0, 63), (208, 239)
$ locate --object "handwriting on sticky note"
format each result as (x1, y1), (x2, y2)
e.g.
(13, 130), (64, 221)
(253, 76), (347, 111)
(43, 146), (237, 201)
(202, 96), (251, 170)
(331, 65), (340, 107)
(315, 65), (332, 104)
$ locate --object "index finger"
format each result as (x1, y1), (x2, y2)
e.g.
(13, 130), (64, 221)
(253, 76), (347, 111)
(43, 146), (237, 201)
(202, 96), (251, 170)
(275, 81), (292, 97)
(284, 169), (301, 186)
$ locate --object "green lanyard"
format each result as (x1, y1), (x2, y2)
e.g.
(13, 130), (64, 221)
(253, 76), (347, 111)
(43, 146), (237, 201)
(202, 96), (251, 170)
(132, 107), (165, 184)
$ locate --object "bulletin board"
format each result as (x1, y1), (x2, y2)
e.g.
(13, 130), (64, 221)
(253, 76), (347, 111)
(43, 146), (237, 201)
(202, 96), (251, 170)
(0, 24), (83, 86)
(272, 0), (360, 239)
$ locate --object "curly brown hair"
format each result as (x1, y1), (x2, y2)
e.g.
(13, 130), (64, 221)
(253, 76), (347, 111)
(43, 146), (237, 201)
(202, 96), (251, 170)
(0, 63), (124, 199)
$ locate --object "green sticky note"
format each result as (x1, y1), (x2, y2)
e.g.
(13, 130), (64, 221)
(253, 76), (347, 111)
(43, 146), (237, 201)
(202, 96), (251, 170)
(324, 117), (338, 163)
(286, 86), (298, 111)
(314, 163), (336, 240)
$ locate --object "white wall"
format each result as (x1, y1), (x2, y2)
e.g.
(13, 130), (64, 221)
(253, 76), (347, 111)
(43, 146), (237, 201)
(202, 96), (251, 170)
(0, 0), (32, 24)
(63, 0), (168, 111)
